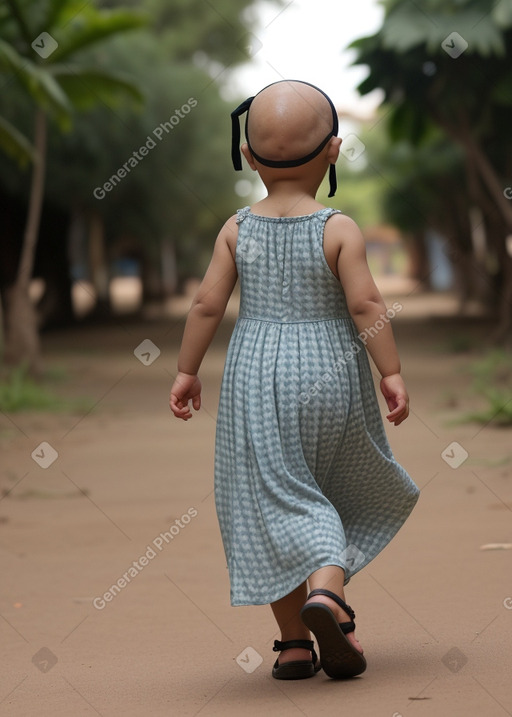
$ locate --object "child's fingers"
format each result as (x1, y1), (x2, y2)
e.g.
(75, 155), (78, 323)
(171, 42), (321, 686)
(386, 396), (409, 425)
(170, 393), (193, 420)
(170, 376), (201, 419)
(169, 393), (182, 412)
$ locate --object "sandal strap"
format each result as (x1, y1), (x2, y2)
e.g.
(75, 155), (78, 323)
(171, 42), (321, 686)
(273, 638), (315, 652)
(306, 588), (356, 621)
(273, 639), (319, 667)
(339, 620), (356, 635)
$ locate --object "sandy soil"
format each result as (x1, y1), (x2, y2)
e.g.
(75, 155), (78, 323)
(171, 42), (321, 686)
(1, 289), (511, 717)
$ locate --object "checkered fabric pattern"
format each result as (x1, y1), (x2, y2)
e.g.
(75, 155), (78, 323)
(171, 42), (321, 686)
(214, 207), (420, 606)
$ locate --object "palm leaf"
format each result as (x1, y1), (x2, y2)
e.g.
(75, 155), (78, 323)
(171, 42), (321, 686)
(50, 10), (147, 63)
(0, 41), (72, 126)
(3, 0), (33, 46)
(493, 1), (512, 28)
(51, 66), (144, 109)
(0, 115), (34, 166)
(41, 0), (73, 35)
(381, 4), (505, 55)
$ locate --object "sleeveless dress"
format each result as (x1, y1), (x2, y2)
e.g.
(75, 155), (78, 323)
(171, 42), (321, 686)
(214, 206), (419, 606)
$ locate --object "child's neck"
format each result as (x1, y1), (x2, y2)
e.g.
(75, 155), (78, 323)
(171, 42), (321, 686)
(252, 186), (325, 218)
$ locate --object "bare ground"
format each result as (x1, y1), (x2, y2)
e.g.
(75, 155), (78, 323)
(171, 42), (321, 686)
(1, 289), (511, 717)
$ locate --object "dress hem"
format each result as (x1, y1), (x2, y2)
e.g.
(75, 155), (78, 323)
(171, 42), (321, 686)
(228, 491), (420, 607)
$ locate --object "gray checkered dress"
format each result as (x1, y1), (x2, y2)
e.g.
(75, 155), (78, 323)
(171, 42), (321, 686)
(214, 206), (419, 606)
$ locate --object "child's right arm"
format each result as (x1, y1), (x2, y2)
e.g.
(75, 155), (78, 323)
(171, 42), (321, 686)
(169, 215), (238, 421)
(325, 214), (409, 426)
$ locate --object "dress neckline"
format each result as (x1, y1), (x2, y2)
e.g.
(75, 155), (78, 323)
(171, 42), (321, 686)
(246, 208), (333, 222)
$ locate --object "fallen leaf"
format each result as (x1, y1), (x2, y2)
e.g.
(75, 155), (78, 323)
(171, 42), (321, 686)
(480, 543), (512, 550)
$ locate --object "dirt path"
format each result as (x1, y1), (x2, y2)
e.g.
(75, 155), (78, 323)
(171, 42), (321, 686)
(1, 292), (511, 716)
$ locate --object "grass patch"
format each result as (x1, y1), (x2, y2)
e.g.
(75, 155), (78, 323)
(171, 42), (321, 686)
(456, 349), (512, 427)
(443, 333), (475, 354)
(0, 364), (92, 413)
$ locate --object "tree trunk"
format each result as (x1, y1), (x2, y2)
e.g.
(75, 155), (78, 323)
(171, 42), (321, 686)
(161, 239), (178, 297)
(465, 143), (512, 230)
(493, 253), (512, 342)
(88, 211), (111, 315)
(460, 133), (512, 335)
(3, 283), (41, 373)
(406, 230), (431, 288)
(3, 109), (47, 374)
(437, 112), (512, 230)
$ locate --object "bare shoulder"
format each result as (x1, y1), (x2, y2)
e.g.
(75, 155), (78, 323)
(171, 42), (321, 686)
(324, 212), (364, 247)
(217, 214), (239, 257)
(323, 213), (365, 278)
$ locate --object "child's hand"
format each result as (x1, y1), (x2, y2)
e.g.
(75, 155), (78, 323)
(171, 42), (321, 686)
(380, 373), (409, 426)
(170, 372), (202, 420)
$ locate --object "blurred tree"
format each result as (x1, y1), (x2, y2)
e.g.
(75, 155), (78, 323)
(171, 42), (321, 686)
(0, 0), (145, 373)
(351, 0), (512, 337)
(0, 0), (269, 368)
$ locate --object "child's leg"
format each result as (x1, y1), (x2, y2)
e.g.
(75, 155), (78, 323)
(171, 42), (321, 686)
(270, 581), (312, 664)
(306, 565), (363, 653)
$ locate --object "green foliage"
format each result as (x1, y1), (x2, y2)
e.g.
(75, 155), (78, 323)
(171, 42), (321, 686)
(102, 0), (266, 66)
(459, 350), (512, 426)
(50, 67), (144, 109)
(0, 115), (34, 165)
(350, 0), (512, 333)
(351, 0), (512, 147)
(380, 0), (506, 55)
(0, 364), (92, 413)
(0, 0), (279, 305)
(49, 5), (148, 63)
(0, 0), (146, 151)
(381, 134), (467, 234)
(1, 0), (268, 282)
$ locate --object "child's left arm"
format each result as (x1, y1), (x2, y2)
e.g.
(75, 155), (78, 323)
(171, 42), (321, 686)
(169, 215), (238, 420)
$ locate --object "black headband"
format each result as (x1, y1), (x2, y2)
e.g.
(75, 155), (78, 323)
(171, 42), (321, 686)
(231, 80), (338, 197)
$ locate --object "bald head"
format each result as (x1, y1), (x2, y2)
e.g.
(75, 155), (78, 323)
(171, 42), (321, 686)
(246, 81), (336, 164)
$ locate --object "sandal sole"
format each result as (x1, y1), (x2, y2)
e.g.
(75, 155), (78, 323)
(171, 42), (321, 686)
(300, 603), (367, 679)
(272, 660), (317, 680)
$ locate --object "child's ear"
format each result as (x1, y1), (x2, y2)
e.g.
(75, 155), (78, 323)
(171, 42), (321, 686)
(241, 142), (258, 171)
(327, 136), (342, 164)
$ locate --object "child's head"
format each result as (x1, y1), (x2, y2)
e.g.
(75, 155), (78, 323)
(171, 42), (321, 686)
(231, 80), (341, 197)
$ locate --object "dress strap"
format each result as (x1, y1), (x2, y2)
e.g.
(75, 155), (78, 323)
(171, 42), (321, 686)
(321, 207), (342, 220)
(236, 206), (251, 224)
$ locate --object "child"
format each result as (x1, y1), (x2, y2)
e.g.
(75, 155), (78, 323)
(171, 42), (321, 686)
(170, 79), (419, 681)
